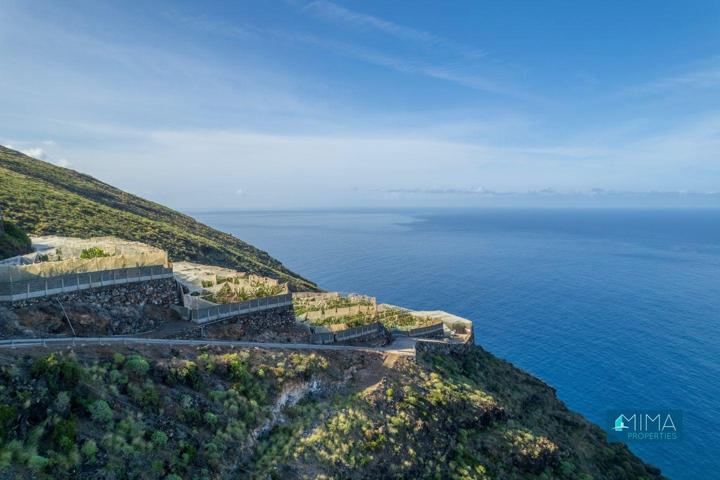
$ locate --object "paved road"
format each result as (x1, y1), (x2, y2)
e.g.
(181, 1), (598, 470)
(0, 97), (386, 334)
(0, 336), (418, 356)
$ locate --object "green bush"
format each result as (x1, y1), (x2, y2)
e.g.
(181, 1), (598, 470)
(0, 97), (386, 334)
(88, 400), (113, 424)
(0, 404), (17, 442)
(49, 417), (77, 452)
(79, 247), (112, 259)
(151, 430), (168, 446)
(124, 355), (150, 377)
(54, 391), (71, 413)
(204, 412), (218, 426)
(81, 439), (98, 459)
(27, 454), (49, 473)
(30, 353), (84, 392)
(0, 219), (31, 259)
(129, 382), (160, 410)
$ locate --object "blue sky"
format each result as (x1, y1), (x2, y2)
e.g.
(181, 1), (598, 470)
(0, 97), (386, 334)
(1, 0), (719, 208)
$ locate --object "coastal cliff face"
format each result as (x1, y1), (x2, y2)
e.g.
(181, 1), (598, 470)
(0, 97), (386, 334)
(0, 345), (663, 479)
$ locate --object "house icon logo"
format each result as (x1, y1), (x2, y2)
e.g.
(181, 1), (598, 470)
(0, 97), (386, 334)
(613, 415), (629, 432)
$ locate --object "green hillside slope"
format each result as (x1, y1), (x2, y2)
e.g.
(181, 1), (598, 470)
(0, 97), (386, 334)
(0, 346), (664, 479)
(0, 145), (316, 290)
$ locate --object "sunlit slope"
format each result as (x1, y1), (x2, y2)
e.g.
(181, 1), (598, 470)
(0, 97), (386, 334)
(0, 145), (317, 291)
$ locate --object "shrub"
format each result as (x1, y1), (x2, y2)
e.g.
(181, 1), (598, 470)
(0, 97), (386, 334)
(128, 382), (160, 411)
(54, 391), (71, 413)
(79, 247), (111, 259)
(112, 353), (126, 365)
(81, 439), (98, 459)
(27, 454), (49, 473)
(204, 412), (218, 426)
(31, 353), (84, 392)
(151, 430), (168, 446)
(0, 220), (31, 259)
(108, 369), (125, 385)
(0, 404), (16, 442)
(124, 355), (150, 377)
(89, 400), (113, 424)
(168, 360), (200, 388)
(50, 417), (77, 452)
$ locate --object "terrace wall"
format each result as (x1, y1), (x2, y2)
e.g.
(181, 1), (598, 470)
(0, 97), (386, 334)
(3, 277), (180, 309)
(415, 339), (474, 355)
(177, 293), (294, 324)
(309, 322), (389, 345)
(168, 304), (296, 339)
(0, 266), (174, 303)
(392, 321), (444, 338)
(301, 304), (376, 321)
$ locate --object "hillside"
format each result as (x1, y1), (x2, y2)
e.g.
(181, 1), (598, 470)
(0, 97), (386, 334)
(0, 345), (664, 479)
(0, 146), (316, 291)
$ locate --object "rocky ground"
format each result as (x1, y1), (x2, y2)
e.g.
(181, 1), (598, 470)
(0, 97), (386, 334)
(0, 302), (179, 337)
(0, 300), (303, 342)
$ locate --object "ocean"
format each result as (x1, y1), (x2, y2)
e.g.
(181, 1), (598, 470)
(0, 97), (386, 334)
(192, 208), (720, 479)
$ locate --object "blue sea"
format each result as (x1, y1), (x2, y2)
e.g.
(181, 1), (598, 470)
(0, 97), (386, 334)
(193, 208), (720, 479)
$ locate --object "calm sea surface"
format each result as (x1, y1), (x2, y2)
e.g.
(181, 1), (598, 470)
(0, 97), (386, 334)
(192, 208), (720, 479)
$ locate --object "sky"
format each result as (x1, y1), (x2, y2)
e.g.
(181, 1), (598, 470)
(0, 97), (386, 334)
(1, 0), (719, 208)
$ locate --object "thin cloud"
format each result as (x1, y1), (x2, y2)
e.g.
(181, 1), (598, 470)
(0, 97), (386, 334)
(385, 187), (720, 198)
(282, 32), (520, 95)
(163, 10), (256, 40)
(303, 1), (485, 59)
(169, 12), (519, 97)
(622, 58), (720, 96)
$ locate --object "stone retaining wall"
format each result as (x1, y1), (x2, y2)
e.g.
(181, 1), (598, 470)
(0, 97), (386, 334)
(167, 305), (296, 339)
(415, 339), (474, 356)
(2, 278), (179, 309)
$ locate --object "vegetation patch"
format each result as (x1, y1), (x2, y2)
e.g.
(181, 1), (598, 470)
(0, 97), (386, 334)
(0, 348), (333, 479)
(0, 220), (32, 260)
(202, 280), (286, 304)
(79, 247), (112, 259)
(247, 349), (664, 480)
(0, 345), (663, 479)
